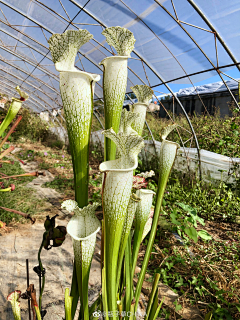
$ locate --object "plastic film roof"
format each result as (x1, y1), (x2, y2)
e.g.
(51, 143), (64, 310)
(0, 0), (239, 113)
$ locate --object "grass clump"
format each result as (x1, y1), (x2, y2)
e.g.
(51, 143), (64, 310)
(147, 170), (240, 223)
(143, 226), (240, 319)
(145, 107), (240, 158)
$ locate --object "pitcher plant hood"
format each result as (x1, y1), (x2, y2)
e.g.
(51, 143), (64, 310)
(99, 109), (144, 316)
(102, 26), (136, 56)
(100, 109), (144, 170)
(48, 29), (93, 72)
(0, 86), (28, 137)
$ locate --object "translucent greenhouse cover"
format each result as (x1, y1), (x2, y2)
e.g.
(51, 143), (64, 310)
(0, 0), (239, 113)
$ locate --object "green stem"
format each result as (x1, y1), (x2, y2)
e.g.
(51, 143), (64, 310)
(148, 290), (158, 320)
(34, 305), (42, 320)
(134, 181), (167, 312)
(65, 288), (73, 320)
(151, 297), (165, 320)
(125, 235), (131, 314)
(129, 301), (135, 320)
(145, 274), (160, 320)
(38, 240), (45, 311)
(70, 261), (79, 320)
(89, 294), (101, 319)
(131, 221), (145, 283)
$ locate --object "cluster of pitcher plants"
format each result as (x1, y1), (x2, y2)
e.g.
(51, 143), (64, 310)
(7, 27), (181, 320)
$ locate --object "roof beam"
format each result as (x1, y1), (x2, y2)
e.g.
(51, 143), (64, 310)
(0, 44), (59, 81)
(68, 0), (202, 176)
(0, 68), (62, 108)
(0, 0), (148, 93)
(0, 24), (51, 60)
(0, 57), (60, 95)
(0, 72), (60, 110)
(186, 0), (240, 72)
(0, 79), (49, 111)
(154, 0), (239, 109)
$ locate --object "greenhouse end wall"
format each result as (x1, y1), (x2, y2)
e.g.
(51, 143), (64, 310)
(159, 89), (238, 117)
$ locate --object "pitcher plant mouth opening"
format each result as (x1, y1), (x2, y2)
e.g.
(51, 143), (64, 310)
(58, 69), (100, 82)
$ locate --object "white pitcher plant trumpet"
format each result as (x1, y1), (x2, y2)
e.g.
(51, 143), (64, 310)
(62, 200), (101, 320)
(100, 109), (144, 317)
(132, 189), (156, 279)
(134, 123), (180, 311)
(48, 30), (100, 208)
(130, 84), (153, 137)
(100, 26), (136, 161)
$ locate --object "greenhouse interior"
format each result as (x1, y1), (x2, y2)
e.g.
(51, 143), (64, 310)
(0, 0), (240, 319)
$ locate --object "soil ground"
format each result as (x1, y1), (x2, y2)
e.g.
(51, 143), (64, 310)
(0, 148), (102, 320)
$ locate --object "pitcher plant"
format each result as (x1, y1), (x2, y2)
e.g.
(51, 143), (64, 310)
(130, 84), (153, 137)
(48, 29), (100, 208)
(8, 26), (181, 320)
(100, 27), (136, 161)
(0, 86), (28, 137)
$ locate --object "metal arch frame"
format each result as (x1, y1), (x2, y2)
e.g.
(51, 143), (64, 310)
(0, 0), (152, 107)
(0, 72), (60, 111)
(0, 44), (59, 81)
(0, 3), (106, 95)
(1, 0), (238, 100)
(0, 58), (60, 96)
(0, 82), (44, 111)
(0, 16), (148, 98)
(4, 0), (235, 107)
(148, 62), (240, 89)
(0, 0), (150, 92)
(186, 0), (240, 73)
(153, 0), (239, 109)
(118, 0), (239, 116)
(68, 0), (239, 116)
(1, 1), (239, 176)
(0, 2), (105, 74)
(0, 24), (51, 61)
(0, 45), (105, 127)
(28, 0), (152, 87)
(1, 68), (62, 109)
(0, 18), (51, 55)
